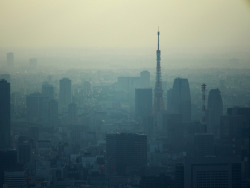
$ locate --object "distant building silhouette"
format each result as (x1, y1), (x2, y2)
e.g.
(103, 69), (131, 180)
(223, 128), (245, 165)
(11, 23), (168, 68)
(167, 78), (191, 122)
(117, 76), (140, 111)
(135, 88), (152, 117)
(42, 82), (54, 99)
(29, 58), (37, 66)
(140, 71), (150, 88)
(0, 150), (18, 187)
(106, 133), (147, 176)
(220, 107), (250, 177)
(3, 171), (27, 188)
(207, 89), (223, 137)
(6, 52), (14, 66)
(0, 80), (10, 150)
(59, 78), (72, 110)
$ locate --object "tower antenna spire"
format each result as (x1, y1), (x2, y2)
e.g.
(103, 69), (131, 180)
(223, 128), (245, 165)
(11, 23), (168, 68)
(153, 27), (164, 116)
(157, 27), (160, 50)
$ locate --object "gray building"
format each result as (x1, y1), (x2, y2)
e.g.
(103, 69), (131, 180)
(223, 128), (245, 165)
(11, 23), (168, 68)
(106, 133), (147, 176)
(0, 80), (10, 149)
(207, 89), (223, 138)
(184, 156), (241, 188)
(167, 78), (191, 122)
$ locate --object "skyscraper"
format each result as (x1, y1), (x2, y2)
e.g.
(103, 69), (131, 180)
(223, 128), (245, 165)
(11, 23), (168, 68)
(0, 80), (10, 150)
(135, 88), (152, 117)
(184, 156), (241, 188)
(168, 78), (191, 122)
(106, 133), (147, 176)
(153, 29), (164, 116)
(59, 78), (72, 109)
(207, 88), (223, 137)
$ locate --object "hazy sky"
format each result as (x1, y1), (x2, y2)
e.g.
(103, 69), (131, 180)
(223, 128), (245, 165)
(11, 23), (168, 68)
(0, 0), (250, 50)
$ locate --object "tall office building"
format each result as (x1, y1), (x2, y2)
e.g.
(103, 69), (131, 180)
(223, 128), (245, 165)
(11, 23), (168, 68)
(6, 52), (14, 66)
(3, 171), (27, 188)
(135, 88), (152, 117)
(153, 29), (165, 116)
(0, 80), (10, 150)
(106, 133), (147, 176)
(168, 78), (191, 122)
(0, 150), (18, 187)
(184, 157), (241, 188)
(59, 78), (72, 109)
(207, 89), (223, 137)
(220, 107), (250, 177)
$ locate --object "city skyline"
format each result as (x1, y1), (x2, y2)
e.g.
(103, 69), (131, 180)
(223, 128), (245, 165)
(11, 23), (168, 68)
(0, 1), (250, 187)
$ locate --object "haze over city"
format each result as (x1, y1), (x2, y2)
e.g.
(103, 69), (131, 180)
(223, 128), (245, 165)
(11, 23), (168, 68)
(0, 0), (250, 188)
(1, 0), (250, 69)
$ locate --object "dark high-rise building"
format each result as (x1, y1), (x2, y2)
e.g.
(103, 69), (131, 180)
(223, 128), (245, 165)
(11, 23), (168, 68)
(0, 80), (10, 150)
(42, 82), (54, 99)
(153, 29), (165, 116)
(135, 88), (152, 117)
(106, 133), (147, 176)
(168, 78), (191, 122)
(184, 157), (241, 188)
(220, 107), (250, 177)
(59, 78), (72, 109)
(207, 89), (223, 137)
(3, 171), (27, 188)
(0, 150), (18, 187)
(6, 52), (14, 66)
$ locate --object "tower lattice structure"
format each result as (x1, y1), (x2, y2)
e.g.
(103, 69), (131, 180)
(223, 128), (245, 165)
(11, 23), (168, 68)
(153, 29), (165, 116)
